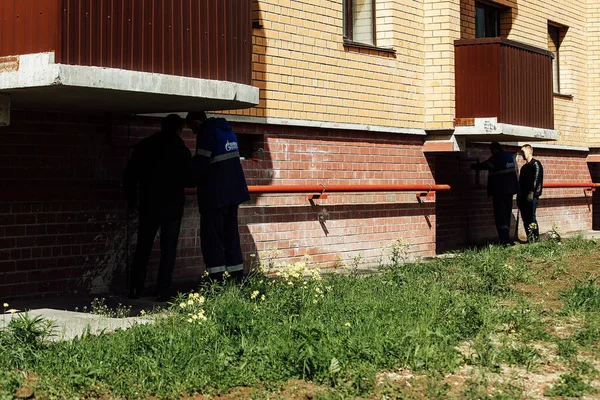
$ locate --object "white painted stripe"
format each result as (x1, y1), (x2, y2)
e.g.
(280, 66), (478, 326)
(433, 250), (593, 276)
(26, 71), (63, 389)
(196, 149), (212, 157)
(207, 266), (226, 274)
(211, 152), (240, 163)
(226, 264), (244, 272)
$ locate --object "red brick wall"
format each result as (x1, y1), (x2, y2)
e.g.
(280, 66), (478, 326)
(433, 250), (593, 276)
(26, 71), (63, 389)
(533, 148), (593, 236)
(237, 125), (437, 269)
(1, 111), (595, 299)
(0, 111), (131, 298)
(0, 113), (439, 299)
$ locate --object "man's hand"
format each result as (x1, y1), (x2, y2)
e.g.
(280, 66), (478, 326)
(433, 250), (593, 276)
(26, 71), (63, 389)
(527, 191), (534, 202)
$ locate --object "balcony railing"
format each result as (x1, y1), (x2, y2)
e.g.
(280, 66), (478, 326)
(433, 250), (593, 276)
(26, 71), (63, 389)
(0, 0), (252, 85)
(455, 38), (554, 130)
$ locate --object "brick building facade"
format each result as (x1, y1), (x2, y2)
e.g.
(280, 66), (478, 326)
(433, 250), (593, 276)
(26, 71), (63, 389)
(1, 0), (599, 299)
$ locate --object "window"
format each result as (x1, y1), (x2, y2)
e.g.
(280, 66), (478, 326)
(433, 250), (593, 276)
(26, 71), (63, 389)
(475, 1), (500, 38)
(237, 133), (264, 160)
(548, 23), (567, 94)
(343, 0), (376, 46)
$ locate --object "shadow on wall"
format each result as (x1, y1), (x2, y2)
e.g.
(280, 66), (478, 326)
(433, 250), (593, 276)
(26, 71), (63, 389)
(589, 162), (600, 230)
(433, 144), (594, 254)
(0, 111), (131, 300)
(431, 145), (517, 252)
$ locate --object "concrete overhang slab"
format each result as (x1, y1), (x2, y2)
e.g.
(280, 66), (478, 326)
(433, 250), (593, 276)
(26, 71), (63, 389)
(0, 53), (259, 113)
(454, 118), (558, 142)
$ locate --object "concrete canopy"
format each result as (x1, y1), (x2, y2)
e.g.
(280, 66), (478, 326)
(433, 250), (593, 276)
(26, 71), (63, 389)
(0, 53), (259, 114)
(453, 118), (558, 143)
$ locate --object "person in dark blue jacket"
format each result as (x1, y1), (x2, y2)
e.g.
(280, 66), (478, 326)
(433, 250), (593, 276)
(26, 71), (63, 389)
(187, 112), (250, 279)
(471, 142), (519, 245)
(123, 114), (192, 301)
(517, 144), (544, 242)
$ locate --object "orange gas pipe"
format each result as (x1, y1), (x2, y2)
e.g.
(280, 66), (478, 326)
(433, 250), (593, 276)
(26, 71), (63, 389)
(185, 184), (451, 196)
(543, 183), (600, 189)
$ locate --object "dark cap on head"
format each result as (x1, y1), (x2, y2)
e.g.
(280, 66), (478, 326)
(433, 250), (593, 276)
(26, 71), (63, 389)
(186, 111), (207, 123)
(161, 114), (185, 134)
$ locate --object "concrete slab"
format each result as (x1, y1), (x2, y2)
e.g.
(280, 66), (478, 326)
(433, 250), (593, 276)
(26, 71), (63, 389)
(454, 117), (558, 142)
(571, 230), (600, 240)
(0, 52), (259, 113)
(0, 308), (154, 342)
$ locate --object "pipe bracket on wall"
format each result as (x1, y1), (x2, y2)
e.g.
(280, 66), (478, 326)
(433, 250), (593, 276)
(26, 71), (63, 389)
(416, 192), (435, 202)
(307, 193), (328, 201)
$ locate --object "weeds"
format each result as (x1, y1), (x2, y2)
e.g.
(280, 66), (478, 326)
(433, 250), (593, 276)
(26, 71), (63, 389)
(0, 371), (22, 400)
(498, 343), (542, 371)
(562, 280), (600, 313)
(556, 338), (578, 359)
(570, 359), (599, 377)
(545, 373), (596, 397)
(89, 298), (132, 318)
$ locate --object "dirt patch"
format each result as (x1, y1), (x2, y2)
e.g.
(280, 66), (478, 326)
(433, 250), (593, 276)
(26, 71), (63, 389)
(514, 249), (600, 311)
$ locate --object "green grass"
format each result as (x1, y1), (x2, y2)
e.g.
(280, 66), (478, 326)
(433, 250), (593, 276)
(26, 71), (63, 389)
(1, 238), (600, 399)
(562, 279), (600, 313)
(545, 373), (597, 397)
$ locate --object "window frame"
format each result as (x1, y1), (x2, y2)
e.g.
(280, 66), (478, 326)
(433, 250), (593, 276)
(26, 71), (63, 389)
(475, 1), (501, 38)
(343, 0), (377, 47)
(547, 22), (570, 97)
(548, 24), (560, 94)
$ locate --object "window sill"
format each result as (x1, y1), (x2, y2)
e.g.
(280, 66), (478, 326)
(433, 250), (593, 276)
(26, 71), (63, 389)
(343, 40), (396, 54)
(553, 93), (573, 100)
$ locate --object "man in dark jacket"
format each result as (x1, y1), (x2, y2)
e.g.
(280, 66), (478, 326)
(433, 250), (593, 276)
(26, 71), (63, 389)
(187, 112), (250, 280)
(123, 114), (192, 301)
(517, 144), (544, 242)
(471, 142), (519, 245)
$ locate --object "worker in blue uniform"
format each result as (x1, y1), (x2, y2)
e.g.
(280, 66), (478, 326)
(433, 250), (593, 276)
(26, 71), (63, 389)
(471, 142), (519, 245)
(123, 114), (192, 301)
(187, 112), (250, 279)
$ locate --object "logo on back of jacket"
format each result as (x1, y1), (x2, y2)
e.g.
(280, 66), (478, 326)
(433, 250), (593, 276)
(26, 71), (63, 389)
(225, 140), (238, 152)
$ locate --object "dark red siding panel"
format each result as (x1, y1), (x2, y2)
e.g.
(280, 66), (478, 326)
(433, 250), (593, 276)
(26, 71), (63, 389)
(500, 44), (553, 129)
(455, 41), (500, 119)
(0, 0), (61, 57)
(455, 38), (553, 130)
(1, 0), (252, 85)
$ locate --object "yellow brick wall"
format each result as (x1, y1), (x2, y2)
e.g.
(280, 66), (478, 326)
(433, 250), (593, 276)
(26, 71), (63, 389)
(588, 1), (600, 147)
(423, 0), (461, 130)
(460, 0), (590, 147)
(231, 0), (596, 146)
(229, 0), (426, 130)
